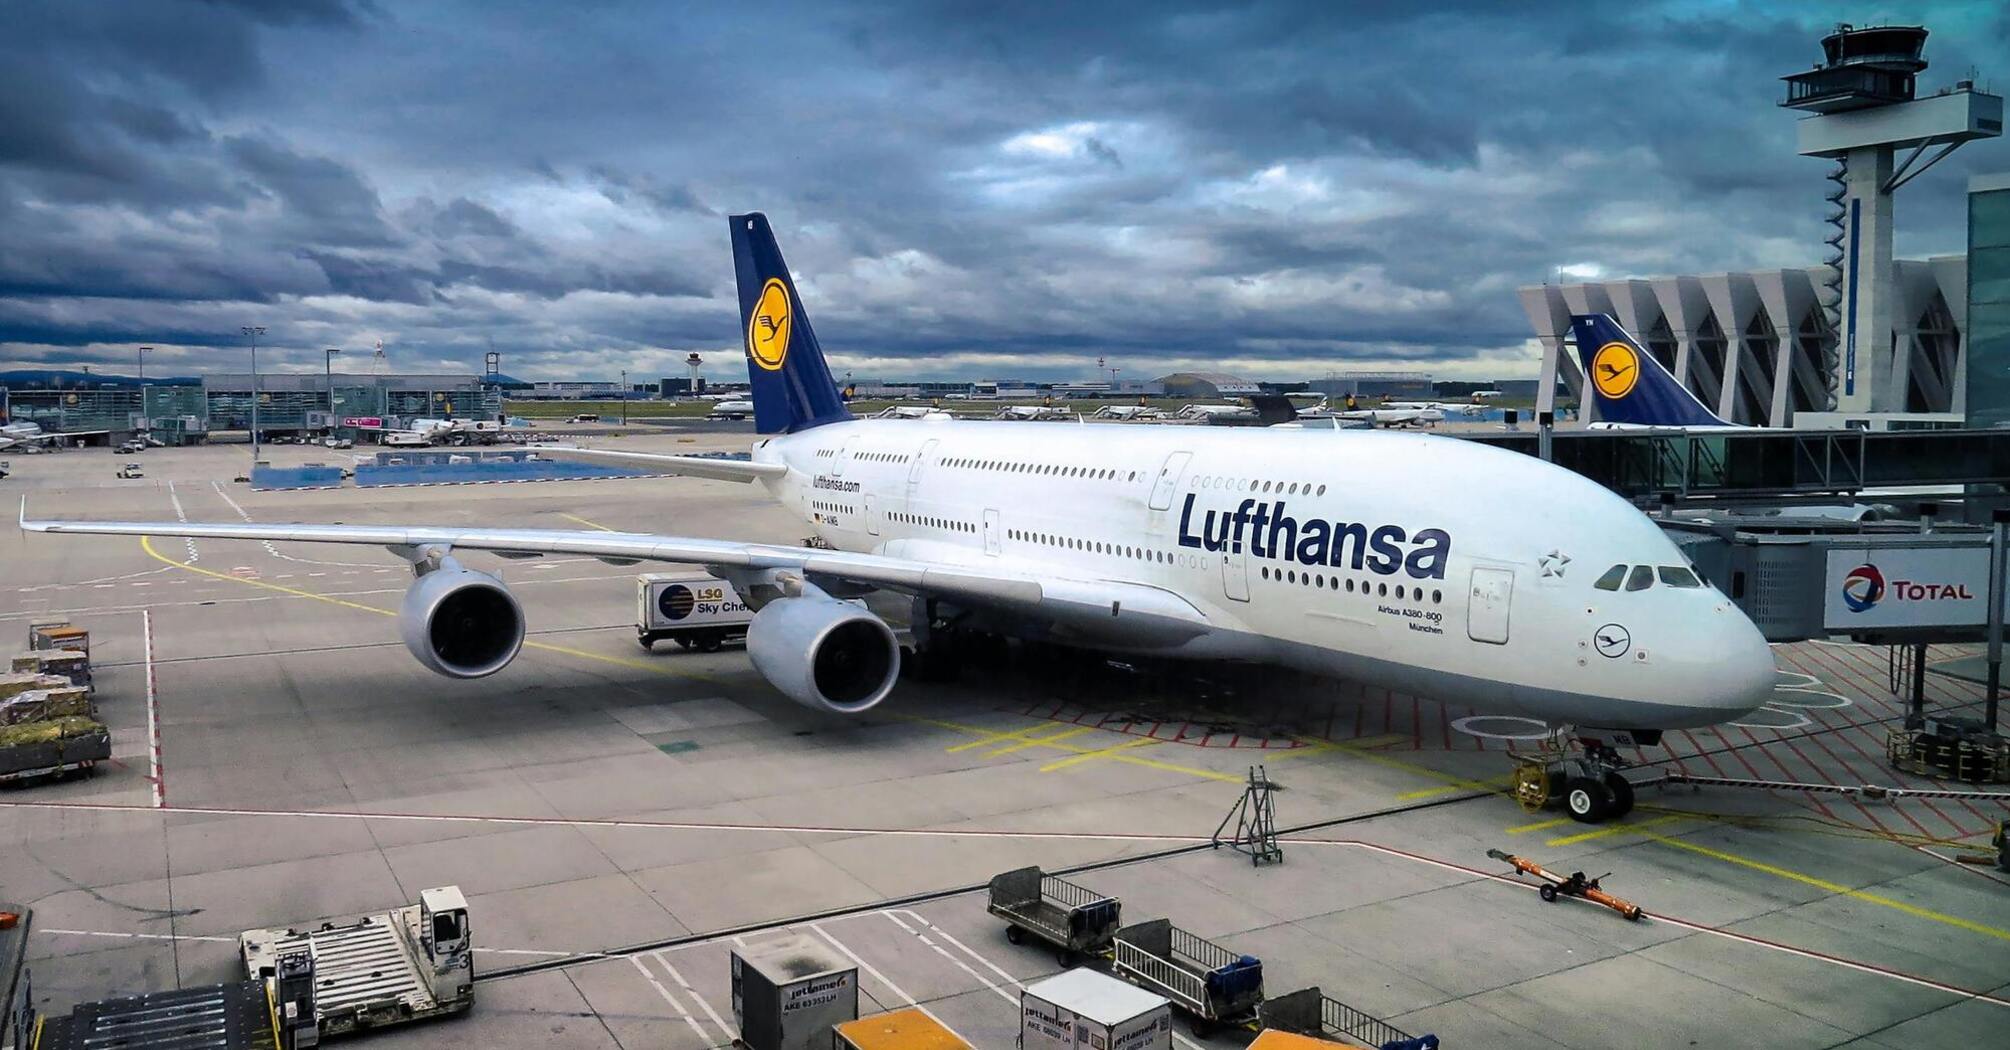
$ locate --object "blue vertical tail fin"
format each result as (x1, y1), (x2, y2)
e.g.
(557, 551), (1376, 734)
(731, 213), (853, 435)
(1569, 314), (1731, 427)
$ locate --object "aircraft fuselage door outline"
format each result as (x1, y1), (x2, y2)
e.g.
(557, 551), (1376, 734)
(1221, 530), (1250, 602)
(864, 494), (879, 536)
(982, 509), (1000, 555)
(1468, 566), (1513, 644)
(832, 437), (856, 477)
(1149, 451), (1193, 511)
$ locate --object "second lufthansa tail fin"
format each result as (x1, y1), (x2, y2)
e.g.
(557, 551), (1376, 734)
(730, 213), (854, 435)
(1570, 314), (1731, 427)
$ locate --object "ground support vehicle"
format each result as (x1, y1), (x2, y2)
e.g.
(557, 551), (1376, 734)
(636, 572), (753, 651)
(1111, 920), (1263, 1036)
(986, 866), (1122, 965)
(239, 887), (473, 1038)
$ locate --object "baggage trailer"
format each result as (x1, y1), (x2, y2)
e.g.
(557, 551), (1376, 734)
(986, 866), (1122, 965)
(636, 572), (753, 652)
(0, 725), (111, 784)
(1111, 919), (1263, 1037)
(239, 886), (473, 1038)
(1256, 987), (1439, 1050)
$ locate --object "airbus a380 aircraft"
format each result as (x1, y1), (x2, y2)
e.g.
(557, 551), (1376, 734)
(22, 215), (1776, 771)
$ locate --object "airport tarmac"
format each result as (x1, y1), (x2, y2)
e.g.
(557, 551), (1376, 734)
(2, 432), (2006, 1050)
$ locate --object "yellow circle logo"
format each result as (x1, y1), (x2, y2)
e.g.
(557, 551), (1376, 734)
(1590, 342), (1640, 399)
(747, 278), (792, 372)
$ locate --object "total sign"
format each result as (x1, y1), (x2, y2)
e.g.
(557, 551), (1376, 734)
(1823, 548), (1997, 630)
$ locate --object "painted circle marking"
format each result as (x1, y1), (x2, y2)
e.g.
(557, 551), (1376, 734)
(1451, 715), (1553, 741)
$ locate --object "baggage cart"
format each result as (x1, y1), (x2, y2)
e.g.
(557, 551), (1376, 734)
(1256, 987), (1438, 1050)
(0, 722), (110, 784)
(1111, 919), (1263, 1036)
(986, 866), (1121, 964)
(1021, 969), (1171, 1050)
(636, 572), (753, 652)
(832, 1007), (971, 1050)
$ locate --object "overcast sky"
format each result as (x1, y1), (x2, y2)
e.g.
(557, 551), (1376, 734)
(2, 1), (2003, 384)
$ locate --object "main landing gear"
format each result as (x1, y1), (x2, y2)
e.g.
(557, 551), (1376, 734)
(1511, 735), (1637, 824)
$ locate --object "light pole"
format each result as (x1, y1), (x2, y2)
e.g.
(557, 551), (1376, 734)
(242, 325), (265, 460)
(620, 369), (628, 425)
(137, 346), (152, 379)
(324, 348), (342, 432)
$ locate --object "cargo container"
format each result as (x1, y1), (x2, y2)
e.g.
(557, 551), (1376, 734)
(1021, 969), (1171, 1050)
(730, 933), (858, 1050)
(636, 571), (753, 651)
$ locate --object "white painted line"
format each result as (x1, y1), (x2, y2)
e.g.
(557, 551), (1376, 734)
(812, 924), (976, 1047)
(42, 928), (235, 944)
(882, 911), (1014, 1004)
(630, 955), (709, 1041)
(656, 953), (734, 1042)
(889, 910), (1021, 990)
(143, 609), (163, 808)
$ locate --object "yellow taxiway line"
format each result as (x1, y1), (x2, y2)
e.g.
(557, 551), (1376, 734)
(919, 717), (1243, 783)
(138, 535), (729, 686)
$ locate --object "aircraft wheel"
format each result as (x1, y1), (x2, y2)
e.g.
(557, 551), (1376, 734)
(639, 637), (655, 651)
(1538, 883), (1559, 903)
(675, 637), (695, 650)
(1603, 772), (1635, 818)
(698, 633), (725, 653)
(1564, 777), (1611, 823)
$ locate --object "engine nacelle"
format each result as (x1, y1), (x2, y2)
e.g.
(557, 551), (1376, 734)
(399, 564), (525, 679)
(746, 596), (900, 714)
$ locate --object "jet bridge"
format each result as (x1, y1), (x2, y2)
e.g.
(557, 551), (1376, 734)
(1662, 513), (2007, 782)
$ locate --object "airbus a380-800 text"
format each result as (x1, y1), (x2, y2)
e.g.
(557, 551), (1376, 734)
(22, 214), (1778, 794)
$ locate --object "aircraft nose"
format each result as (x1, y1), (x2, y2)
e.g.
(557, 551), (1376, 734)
(1710, 610), (1777, 716)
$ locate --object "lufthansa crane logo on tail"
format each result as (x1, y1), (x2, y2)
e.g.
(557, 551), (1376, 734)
(747, 278), (792, 372)
(1590, 342), (1640, 399)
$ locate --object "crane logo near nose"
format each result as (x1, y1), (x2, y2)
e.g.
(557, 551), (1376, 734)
(1593, 623), (1631, 658)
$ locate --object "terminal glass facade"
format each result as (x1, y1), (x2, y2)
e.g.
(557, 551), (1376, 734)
(1971, 176), (2010, 428)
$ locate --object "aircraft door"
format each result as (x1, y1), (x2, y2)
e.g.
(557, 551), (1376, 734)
(1221, 538), (1250, 602)
(864, 494), (880, 535)
(1149, 451), (1193, 511)
(982, 509), (1000, 555)
(1468, 567), (1514, 644)
(833, 438), (856, 477)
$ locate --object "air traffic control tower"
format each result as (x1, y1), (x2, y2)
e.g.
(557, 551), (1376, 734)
(1781, 24), (2001, 414)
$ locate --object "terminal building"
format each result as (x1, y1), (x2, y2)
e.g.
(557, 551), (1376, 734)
(0, 371), (501, 444)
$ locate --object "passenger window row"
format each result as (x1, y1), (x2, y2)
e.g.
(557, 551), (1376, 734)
(1592, 563), (1705, 591)
(1199, 477), (1328, 497)
(1008, 528), (1174, 564)
(858, 452), (910, 463)
(1260, 564), (1442, 603)
(891, 511), (974, 534)
(945, 458), (1140, 483)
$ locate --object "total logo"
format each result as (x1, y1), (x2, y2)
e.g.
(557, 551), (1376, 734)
(1839, 562), (1974, 613)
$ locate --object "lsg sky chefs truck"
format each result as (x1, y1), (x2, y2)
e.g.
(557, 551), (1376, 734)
(637, 572), (754, 652)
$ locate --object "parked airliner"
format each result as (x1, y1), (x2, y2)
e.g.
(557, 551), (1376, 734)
(1571, 314), (1746, 431)
(21, 215), (1776, 757)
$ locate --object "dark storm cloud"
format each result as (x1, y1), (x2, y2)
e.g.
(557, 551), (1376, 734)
(2, 0), (2005, 380)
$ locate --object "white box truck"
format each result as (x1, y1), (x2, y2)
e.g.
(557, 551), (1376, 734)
(1022, 968), (1172, 1050)
(636, 571), (753, 652)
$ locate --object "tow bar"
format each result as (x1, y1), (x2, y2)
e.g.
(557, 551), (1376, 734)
(1487, 849), (1644, 921)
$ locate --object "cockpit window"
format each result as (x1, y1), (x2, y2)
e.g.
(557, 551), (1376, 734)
(1659, 566), (1703, 588)
(1593, 565), (1627, 591)
(1625, 565), (1655, 591)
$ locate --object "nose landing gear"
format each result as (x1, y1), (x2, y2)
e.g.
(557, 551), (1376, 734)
(1512, 736), (1637, 824)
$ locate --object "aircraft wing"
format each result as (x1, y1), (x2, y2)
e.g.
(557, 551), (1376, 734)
(525, 445), (786, 484)
(17, 500), (1211, 641)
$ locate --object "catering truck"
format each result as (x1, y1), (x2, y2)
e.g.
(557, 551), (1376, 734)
(636, 572), (754, 652)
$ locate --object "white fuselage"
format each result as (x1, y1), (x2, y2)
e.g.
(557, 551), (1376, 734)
(750, 418), (1776, 730)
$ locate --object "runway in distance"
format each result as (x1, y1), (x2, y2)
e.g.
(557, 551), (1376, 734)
(21, 214), (1777, 741)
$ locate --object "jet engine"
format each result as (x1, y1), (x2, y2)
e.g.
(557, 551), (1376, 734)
(398, 560), (525, 679)
(746, 595), (900, 714)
